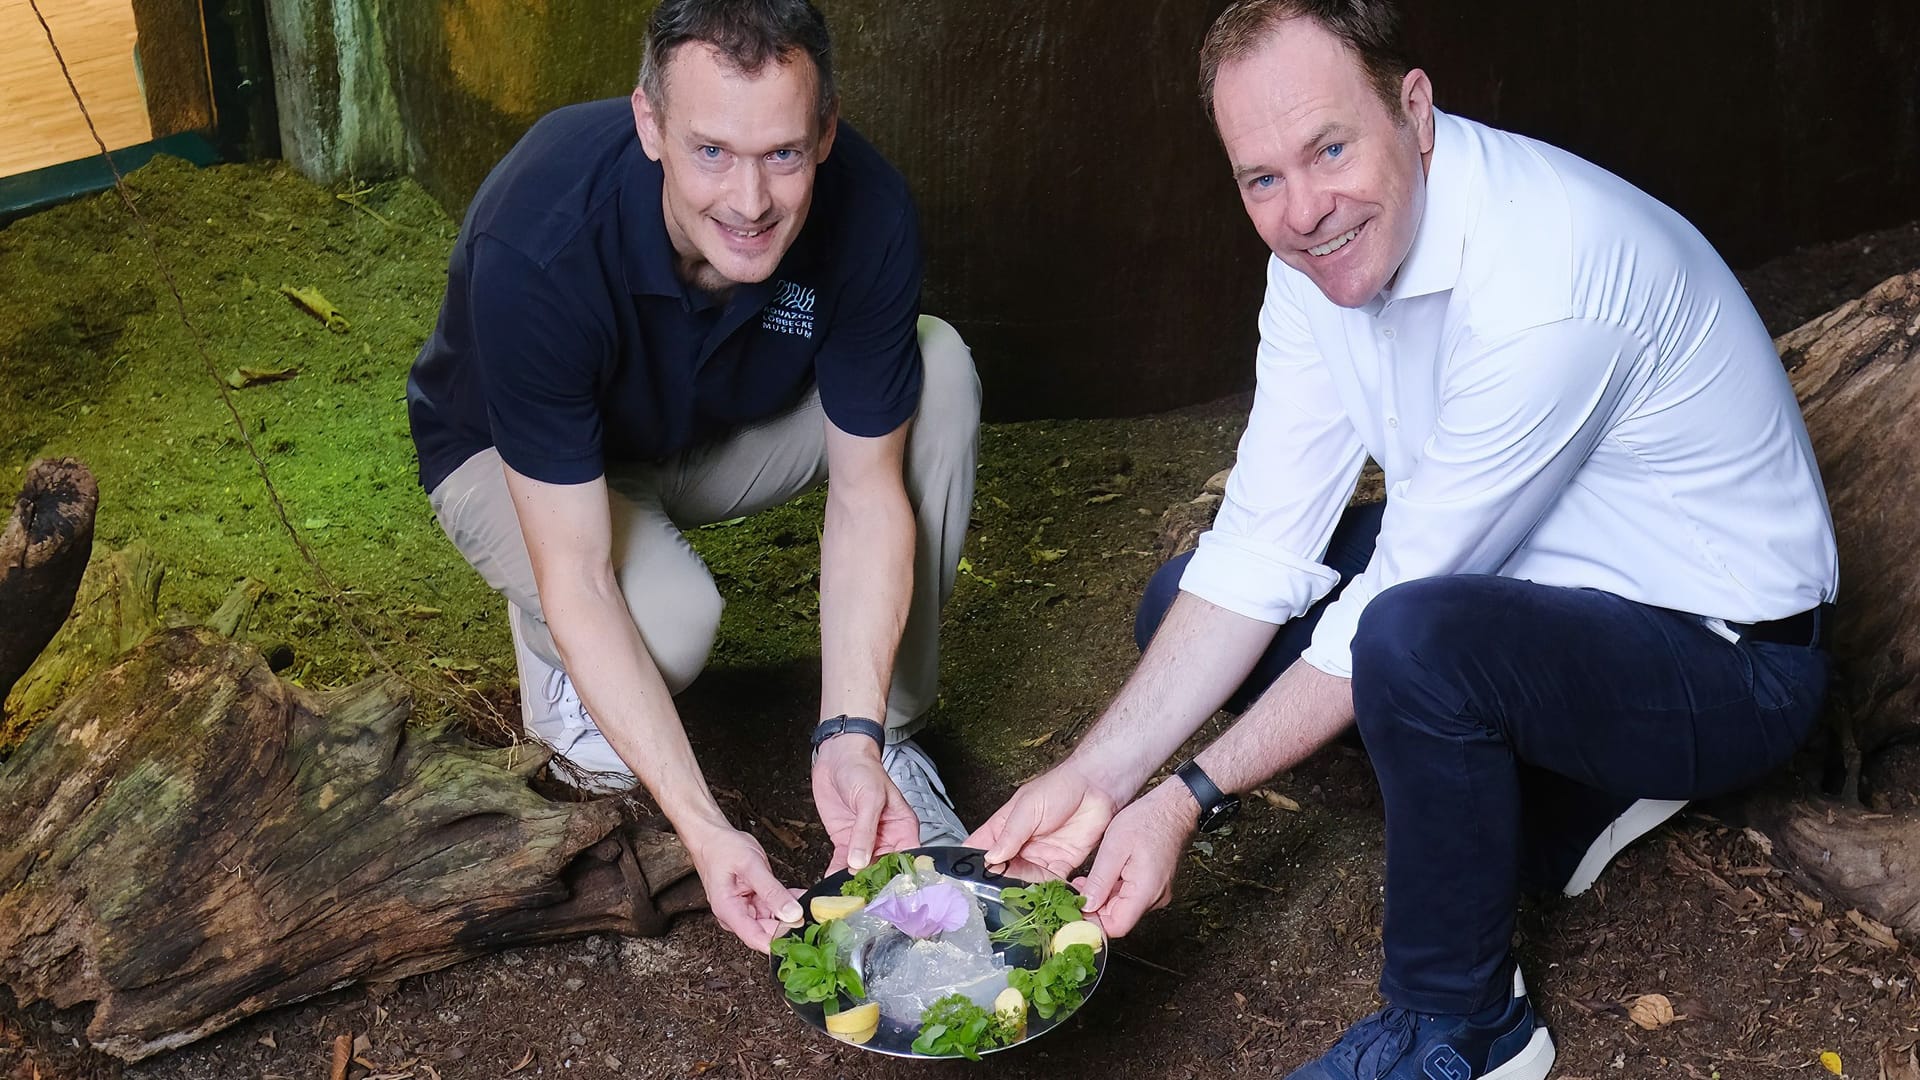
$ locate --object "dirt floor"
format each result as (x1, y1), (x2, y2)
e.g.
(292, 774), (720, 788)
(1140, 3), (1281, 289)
(2, 159), (1918, 1080)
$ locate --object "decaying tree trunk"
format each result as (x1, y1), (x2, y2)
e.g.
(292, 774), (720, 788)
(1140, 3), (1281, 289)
(0, 497), (705, 1060)
(1744, 269), (1920, 937)
(0, 459), (98, 720)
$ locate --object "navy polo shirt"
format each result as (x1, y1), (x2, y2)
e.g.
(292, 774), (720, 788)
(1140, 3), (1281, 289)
(406, 98), (925, 492)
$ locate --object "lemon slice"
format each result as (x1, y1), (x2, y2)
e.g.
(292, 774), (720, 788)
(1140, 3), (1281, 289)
(993, 986), (1027, 1034)
(1050, 919), (1105, 955)
(826, 1002), (880, 1043)
(809, 895), (866, 922)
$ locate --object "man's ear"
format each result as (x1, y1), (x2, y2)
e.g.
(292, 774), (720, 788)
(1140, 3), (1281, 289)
(632, 85), (664, 162)
(1402, 68), (1436, 156)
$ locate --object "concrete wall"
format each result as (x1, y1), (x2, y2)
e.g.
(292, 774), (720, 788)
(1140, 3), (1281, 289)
(264, 0), (1920, 420)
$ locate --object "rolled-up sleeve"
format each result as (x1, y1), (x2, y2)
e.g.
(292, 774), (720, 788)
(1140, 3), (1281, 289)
(1180, 260), (1367, 625)
(1299, 317), (1654, 676)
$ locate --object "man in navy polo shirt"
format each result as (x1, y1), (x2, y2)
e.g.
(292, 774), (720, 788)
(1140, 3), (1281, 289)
(407, 0), (980, 953)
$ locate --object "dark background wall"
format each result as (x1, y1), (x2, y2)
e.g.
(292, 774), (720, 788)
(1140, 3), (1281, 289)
(265, 0), (1920, 420)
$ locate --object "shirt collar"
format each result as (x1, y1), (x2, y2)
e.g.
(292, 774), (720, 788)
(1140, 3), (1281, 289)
(1380, 107), (1470, 305)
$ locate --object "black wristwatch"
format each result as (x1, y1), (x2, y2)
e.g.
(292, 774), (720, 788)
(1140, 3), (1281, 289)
(1174, 758), (1241, 833)
(809, 714), (886, 761)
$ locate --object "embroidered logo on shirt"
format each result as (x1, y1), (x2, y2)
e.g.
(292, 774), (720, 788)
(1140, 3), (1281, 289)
(761, 280), (818, 338)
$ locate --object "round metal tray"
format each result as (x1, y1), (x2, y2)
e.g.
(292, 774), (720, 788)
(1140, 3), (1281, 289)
(768, 845), (1106, 1058)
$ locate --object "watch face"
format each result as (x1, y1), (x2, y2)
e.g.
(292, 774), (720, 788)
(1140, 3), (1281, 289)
(1199, 797), (1241, 833)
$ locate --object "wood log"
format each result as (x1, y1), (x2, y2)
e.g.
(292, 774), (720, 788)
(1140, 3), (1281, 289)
(0, 459), (98, 720)
(0, 555), (703, 1061)
(1745, 269), (1920, 938)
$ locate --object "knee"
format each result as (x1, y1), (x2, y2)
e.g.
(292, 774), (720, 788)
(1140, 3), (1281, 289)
(1134, 554), (1192, 653)
(1351, 577), (1486, 731)
(916, 315), (983, 434)
(620, 568), (725, 695)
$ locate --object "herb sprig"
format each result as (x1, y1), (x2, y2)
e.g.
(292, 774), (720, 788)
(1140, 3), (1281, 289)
(989, 879), (1085, 948)
(910, 993), (1021, 1059)
(840, 851), (917, 902)
(769, 920), (863, 1013)
(1007, 943), (1098, 1019)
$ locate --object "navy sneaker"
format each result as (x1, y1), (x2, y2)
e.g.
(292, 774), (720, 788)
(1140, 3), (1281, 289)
(1285, 969), (1555, 1080)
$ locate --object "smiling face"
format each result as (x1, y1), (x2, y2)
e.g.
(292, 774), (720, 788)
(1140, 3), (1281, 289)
(634, 43), (836, 295)
(1213, 17), (1434, 308)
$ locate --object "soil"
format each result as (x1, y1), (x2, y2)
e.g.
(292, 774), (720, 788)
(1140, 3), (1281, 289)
(2, 160), (1918, 1080)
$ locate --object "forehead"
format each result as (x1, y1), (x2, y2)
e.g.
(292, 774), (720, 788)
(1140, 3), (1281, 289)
(658, 43), (819, 141)
(1213, 18), (1387, 156)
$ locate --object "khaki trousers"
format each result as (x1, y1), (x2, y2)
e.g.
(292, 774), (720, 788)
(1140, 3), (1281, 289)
(428, 315), (980, 738)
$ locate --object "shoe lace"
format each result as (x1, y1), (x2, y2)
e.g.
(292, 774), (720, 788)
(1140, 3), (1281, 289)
(1328, 1007), (1418, 1079)
(542, 669), (596, 742)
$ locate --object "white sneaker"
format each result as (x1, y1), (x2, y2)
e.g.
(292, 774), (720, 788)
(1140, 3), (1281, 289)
(1562, 798), (1688, 896)
(881, 737), (969, 846)
(509, 605), (638, 795)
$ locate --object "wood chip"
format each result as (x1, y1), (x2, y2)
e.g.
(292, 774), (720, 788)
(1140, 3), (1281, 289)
(1018, 729), (1057, 748)
(1252, 787), (1301, 812)
(505, 1048), (535, 1075)
(1846, 908), (1903, 951)
(758, 817), (804, 852)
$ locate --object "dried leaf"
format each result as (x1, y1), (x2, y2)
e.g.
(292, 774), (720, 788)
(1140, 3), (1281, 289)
(1018, 729), (1057, 749)
(1820, 1049), (1843, 1075)
(278, 284), (351, 331)
(759, 817), (803, 852)
(1627, 993), (1676, 1030)
(1086, 492), (1123, 504)
(505, 1048), (535, 1075)
(225, 364), (300, 389)
(257, 1032), (277, 1049)
(1846, 908), (1903, 951)
(1252, 788), (1301, 812)
(1880, 1043), (1919, 1080)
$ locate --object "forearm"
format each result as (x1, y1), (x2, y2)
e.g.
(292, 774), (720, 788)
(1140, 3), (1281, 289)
(818, 483), (914, 723)
(1067, 590), (1279, 803)
(1192, 657), (1354, 795)
(541, 574), (731, 840)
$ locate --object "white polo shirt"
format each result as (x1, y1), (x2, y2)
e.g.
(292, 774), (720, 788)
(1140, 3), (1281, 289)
(1179, 109), (1839, 679)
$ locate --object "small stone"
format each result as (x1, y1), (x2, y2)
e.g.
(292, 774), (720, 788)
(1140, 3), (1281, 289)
(569, 1032), (588, 1047)
(564, 977), (585, 992)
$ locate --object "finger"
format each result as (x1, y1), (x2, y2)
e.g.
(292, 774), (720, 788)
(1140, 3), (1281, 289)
(963, 799), (1014, 855)
(1077, 843), (1128, 915)
(983, 793), (1047, 868)
(845, 784), (886, 871)
(742, 860), (804, 929)
(876, 786), (921, 856)
(825, 846), (850, 876)
(711, 893), (776, 954)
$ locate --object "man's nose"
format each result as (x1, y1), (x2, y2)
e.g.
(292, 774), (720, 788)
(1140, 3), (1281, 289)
(1283, 179), (1336, 239)
(731, 162), (772, 222)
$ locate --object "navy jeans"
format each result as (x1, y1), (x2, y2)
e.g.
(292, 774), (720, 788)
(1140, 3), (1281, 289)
(1136, 502), (1829, 1014)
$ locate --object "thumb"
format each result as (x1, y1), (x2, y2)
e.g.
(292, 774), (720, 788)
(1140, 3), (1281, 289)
(745, 859), (803, 927)
(846, 780), (886, 871)
(1077, 844), (1126, 915)
(984, 794), (1044, 867)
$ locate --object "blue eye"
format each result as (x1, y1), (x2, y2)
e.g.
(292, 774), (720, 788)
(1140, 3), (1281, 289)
(1325, 143), (1345, 159)
(1251, 175), (1275, 190)
(769, 149), (797, 162)
(697, 145), (722, 160)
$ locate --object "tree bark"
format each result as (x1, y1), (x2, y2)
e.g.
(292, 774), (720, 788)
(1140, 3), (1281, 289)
(0, 459), (98, 720)
(0, 545), (704, 1061)
(1745, 269), (1920, 938)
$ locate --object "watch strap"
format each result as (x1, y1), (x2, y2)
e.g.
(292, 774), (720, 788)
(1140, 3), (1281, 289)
(1174, 758), (1239, 832)
(810, 714), (886, 760)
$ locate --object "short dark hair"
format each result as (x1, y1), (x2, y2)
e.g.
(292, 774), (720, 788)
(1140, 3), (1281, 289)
(1198, 0), (1411, 123)
(638, 0), (837, 132)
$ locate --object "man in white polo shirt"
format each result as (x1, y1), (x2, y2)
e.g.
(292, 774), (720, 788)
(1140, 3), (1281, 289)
(969, 1), (1837, 1077)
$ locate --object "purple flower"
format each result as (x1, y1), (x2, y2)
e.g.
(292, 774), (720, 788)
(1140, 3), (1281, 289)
(865, 882), (972, 938)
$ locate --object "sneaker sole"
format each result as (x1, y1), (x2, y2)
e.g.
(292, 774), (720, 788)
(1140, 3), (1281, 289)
(1562, 798), (1687, 897)
(1484, 1026), (1555, 1080)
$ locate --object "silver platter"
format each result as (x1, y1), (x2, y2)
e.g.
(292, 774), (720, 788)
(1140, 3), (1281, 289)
(768, 845), (1107, 1059)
